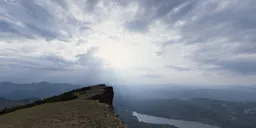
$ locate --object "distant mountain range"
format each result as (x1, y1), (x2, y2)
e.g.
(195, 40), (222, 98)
(113, 84), (256, 102)
(0, 81), (83, 100)
(2, 82), (255, 102)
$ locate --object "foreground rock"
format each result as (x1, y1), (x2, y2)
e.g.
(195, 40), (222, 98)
(0, 84), (125, 128)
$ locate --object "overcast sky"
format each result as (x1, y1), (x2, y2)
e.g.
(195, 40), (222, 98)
(0, 0), (256, 85)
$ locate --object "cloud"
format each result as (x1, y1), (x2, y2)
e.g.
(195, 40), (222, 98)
(0, 55), (72, 71)
(1, 0), (256, 85)
(76, 47), (102, 66)
(0, 0), (93, 41)
(155, 50), (165, 56)
(0, 46), (110, 84)
(218, 58), (256, 75)
(125, 0), (196, 32)
(0, 0), (116, 84)
(139, 0), (256, 76)
(165, 65), (190, 71)
(142, 74), (163, 79)
(195, 54), (256, 75)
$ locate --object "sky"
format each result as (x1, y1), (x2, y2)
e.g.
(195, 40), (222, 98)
(0, 0), (256, 86)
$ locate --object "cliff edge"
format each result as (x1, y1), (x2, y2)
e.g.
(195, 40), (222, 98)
(0, 84), (125, 128)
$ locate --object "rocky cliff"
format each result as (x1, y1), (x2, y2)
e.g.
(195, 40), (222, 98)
(0, 84), (125, 128)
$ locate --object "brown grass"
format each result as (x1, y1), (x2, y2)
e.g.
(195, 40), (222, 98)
(0, 86), (125, 128)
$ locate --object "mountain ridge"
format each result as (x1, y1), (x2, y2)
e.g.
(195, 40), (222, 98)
(0, 81), (82, 100)
(0, 84), (126, 128)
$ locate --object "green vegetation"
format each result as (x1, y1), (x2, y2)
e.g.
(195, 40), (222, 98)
(124, 98), (256, 128)
(0, 92), (77, 115)
(0, 97), (39, 110)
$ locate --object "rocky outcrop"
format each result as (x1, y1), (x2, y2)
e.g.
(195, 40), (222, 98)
(87, 85), (114, 106)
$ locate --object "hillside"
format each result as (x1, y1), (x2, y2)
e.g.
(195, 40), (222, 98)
(119, 98), (256, 128)
(0, 84), (125, 128)
(0, 97), (38, 110)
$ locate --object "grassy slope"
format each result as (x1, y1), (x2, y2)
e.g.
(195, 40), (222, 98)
(0, 85), (125, 128)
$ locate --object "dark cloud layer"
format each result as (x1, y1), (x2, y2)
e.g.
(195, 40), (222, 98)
(0, 47), (108, 84)
(0, 0), (110, 84)
(0, 0), (91, 41)
(126, 0), (256, 75)
(1, 0), (256, 84)
(125, 0), (197, 32)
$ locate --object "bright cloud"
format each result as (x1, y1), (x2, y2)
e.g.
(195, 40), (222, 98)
(0, 0), (256, 85)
